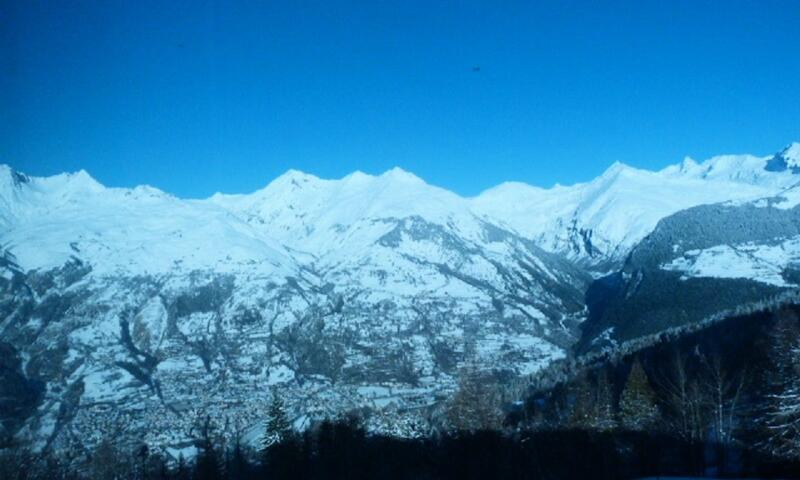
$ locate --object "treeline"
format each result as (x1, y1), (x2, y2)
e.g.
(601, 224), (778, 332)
(2, 421), (798, 480)
(509, 304), (800, 469)
(509, 289), (800, 399)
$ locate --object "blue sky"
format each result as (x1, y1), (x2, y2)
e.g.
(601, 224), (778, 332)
(2, 1), (799, 197)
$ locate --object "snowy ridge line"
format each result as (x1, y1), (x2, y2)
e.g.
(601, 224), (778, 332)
(1, 142), (799, 272)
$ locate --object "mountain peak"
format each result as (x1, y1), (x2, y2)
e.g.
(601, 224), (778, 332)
(0, 164), (31, 188)
(266, 169), (321, 190)
(280, 168), (319, 182)
(765, 142), (800, 173)
(51, 169), (105, 193)
(341, 170), (371, 183)
(72, 168), (101, 183)
(1, 165), (106, 194)
(781, 142), (800, 164)
(598, 161), (635, 180)
(380, 166), (423, 183)
(338, 167), (426, 186)
(680, 156), (698, 170)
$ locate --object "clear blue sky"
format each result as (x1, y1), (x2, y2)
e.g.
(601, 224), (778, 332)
(2, 1), (799, 197)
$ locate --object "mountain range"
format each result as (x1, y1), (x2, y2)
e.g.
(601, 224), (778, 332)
(1, 142), (799, 457)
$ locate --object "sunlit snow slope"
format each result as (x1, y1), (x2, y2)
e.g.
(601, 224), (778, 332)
(471, 143), (800, 268)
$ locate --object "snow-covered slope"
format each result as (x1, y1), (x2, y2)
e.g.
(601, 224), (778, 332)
(471, 143), (800, 268)
(206, 167), (589, 318)
(3, 143), (798, 276)
(208, 167), (479, 252)
(658, 184), (800, 287)
(579, 183), (800, 353)
(1, 141), (798, 455)
(0, 163), (590, 454)
(0, 166), (295, 276)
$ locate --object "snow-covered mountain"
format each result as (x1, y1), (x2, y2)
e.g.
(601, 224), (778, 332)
(0, 163), (590, 454)
(1, 142), (799, 456)
(3, 143), (798, 276)
(0, 165), (296, 277)
(471, 142), (800, 268)
(579, 181), (800, 353)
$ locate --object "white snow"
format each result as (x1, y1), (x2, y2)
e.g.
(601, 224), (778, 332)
(471, 150), (797, 263)
(3, 142), (799, 276)
(661, 237), (800, 287)
(5, 143), (800, 452)
(781, 142), (800, 168)
(770, 185), (800, 210)
(0, 166), (296, 277)
(267, 365), (295, 385)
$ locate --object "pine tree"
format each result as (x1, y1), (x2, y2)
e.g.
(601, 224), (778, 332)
(226, 436), (249, 480)
(89, 437), (120, 480)
(150, 454), (171, 480)
(763, 310), (800, 458)
(594, 369), (617, 430)
(262, 387), (293, 455)
(619, 359), (660, 431)
(195, 416), (222, 480)
(568, 374), (595, 429)
(134, 443), (149, 480)
(175, 454), (190, 480)
(569, 371), (615, 431)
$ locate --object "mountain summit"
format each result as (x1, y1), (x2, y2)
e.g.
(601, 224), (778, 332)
(765, 142), (800, 173)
